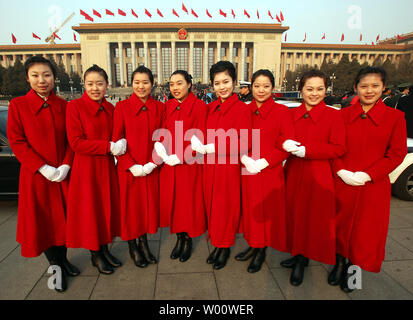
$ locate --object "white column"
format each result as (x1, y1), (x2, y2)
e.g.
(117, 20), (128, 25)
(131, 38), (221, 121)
(118, 42), (124, 87)
(253, 43), (257, 72)
(189, 41), (194, 75)
(131, 42), (136, 71)
(216, 42), (221, 63)
(241, 42), (246, 82)
(157, 41), (162, 84)
(107, 44), (113, 87)
(144, 42), (148, 67)
(171, 41), (176, 72)
(203, 41), (209, 84)
(229, 42), (233, 64)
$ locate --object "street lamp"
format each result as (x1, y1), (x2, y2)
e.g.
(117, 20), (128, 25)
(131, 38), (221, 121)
(330, 73), (337, 95)
(283, 78), (288, 92)
(295, 77), (300, 91)
(55, 78), (60, 95)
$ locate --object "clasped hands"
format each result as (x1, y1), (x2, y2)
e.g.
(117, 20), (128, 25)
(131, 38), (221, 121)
(337, 170), (372, 186)
(110, 138), (127, 156)
(282, 140), (306, 158)
(38, 164), (70, 182)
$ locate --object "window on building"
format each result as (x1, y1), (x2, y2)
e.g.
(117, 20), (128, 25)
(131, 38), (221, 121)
(244, 63), (250, 82)
(286, 64), (290, 71)
(246, 48), (250, 57)
(193, 47), (203, 80)
(162, 47), (171, 81)
(70, 65), (75, 74)
(127, 63), (133, 85)
(176, 47), (188, 71)
(115, 64), (121, 86)
(150, 48), (157, 77)
(233, 48), (238, 58)
(126, 48), (132, 58)
(114, 48), (119, 58)
(208, 47), (214, 71)
(138, 63), (144, 67)
(138, 47), (145, 58)
(220, 48), (226, 59)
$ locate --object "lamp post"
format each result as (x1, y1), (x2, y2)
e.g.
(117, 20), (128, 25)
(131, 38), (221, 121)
(283, 78), (288, 92)
(55, 78), (60, 95)
(330, 73), (337, 95)
(295, 77), (300, 91)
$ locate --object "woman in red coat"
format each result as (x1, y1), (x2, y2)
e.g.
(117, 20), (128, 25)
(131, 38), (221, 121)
(155, 70), (208, 263)
(7, 56), (79, 292)
(281, 70), (346, 286)
(204, 61), (252, 270)
(112, 66), (163, 268)
(329, 67), (407, 292)
(237, 70), (294, 273)
(66, 65), (124, 275)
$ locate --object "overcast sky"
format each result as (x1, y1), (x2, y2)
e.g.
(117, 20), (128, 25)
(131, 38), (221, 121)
(1, 0), (413, 45)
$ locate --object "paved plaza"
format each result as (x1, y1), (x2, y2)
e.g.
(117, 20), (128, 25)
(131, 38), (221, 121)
(0, 197), (413, 300)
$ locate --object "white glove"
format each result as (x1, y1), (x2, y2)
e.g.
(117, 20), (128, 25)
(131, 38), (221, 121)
(241, 155), (261, 174)
(283, 140), (301, 153)
(337, 170), (364, 187)
(292, 146), (306, 158)
(116, 138), (127, 155)
(353, 172), (372, 185)
(110, 139), (127, 156)
(143, 162), (157, 175)
(255, 158), (269, 171)
(129, 165), (146, 177)
(154, 142), (169, 162)
(164, 154), (181, 167)
(52, 164), (71, 182)
(38, 164), (59, 181)
(191, 135), (207, 154)
(205, 143), (215, 154)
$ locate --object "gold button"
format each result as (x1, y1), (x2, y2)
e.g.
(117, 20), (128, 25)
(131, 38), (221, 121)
(177, 106), (181, 110)
(255, 110), (260, 115)
(361, 114), (367, 119)
(304, 113), (309, 119)
(142, 106), (147, 111)
(42, 103), (48, 108)
(99, 107), (103, 111)
(217, 107), (220, 111)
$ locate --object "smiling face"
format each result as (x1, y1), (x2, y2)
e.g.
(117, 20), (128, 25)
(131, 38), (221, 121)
(301, 77), (326, 109)
(26, 63), (55, 96)
(132, 72), (153, 102)
(169, 74), (191, 101)
(84, 72), (108, 103)
(355, 74), (385, 109)
(252, 75), (273, 107)
(213, 71), (235, 103)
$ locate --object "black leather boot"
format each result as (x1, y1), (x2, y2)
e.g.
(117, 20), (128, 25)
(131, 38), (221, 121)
(56, 246), (80, 277)
(170, 233), (184, 260)
(280, 256), (297, 268)
(290, 255), (309, 287)
(340, 261), (355, 293)
(247, 248), (267, 273)
(207, 247), (220, 264)
(235, 247), (256, 261)
(213, 248), (230, 270)
(90, 250), (114, 275)
(101, 244), (122, 268)
(44, 246), (67, 293)
(179, 233), (193, 262)
(328, 254), (347, 286)
(138, 234), (157, 264)
(128, 240), (149, 268)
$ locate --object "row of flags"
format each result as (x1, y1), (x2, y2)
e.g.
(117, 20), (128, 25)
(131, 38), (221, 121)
(11, 32), (78, 44)
(79, 7), (285, 22)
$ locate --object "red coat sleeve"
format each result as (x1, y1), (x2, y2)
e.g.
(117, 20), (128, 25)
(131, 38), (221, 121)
(7, 100), (46, 173)
(365, 112), (407, 182)
(305, 111), (347, 160)
(66, 101), (110, 155)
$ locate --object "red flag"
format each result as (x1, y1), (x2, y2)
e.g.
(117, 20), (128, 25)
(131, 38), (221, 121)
(132, 9), (138, 18)
(257, 10), (260, 19)
(321, 33), (326, 40)
(303, 33), (307, 42)
(182, 3), (188, 14)
(74, 33), (77, 42)
(118, 9), (126, 16)
(280, 11), (284, 21)
(244, 9), (250, 18)
(80, 9), (93, 21)
(172, 9), (180, 18)
(53, 32), (61, 40)
(360, 34), (363, 41)
(341, 33), (344, 42)
(372, 42), (375, 45)
(11, 33), (16, 44)
(219, 9), (227, 18)
(231, 9), (235, 18)
(376, 34), (380, 42)
(93, 9), (101, 18)
(32, 33), (41, 40)
(206, 9), (212, 18)
(191, 9), (198, 18)
(157, 9), (164, 17)
(106, 9), (114, 16)
(80, 9), (88, 17)
(276, 14), (281, 23)
(284, 33), (287, 42)
(397, 34), (404, 40)
(268, 11), (273, 20)
(145, 9), (152, 18)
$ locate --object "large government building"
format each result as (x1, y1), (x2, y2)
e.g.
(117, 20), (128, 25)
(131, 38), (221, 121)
(1, 23), (412, 90)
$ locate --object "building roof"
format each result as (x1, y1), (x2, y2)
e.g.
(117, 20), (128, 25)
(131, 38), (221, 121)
(282, 43), (407, 52)
(379, 32), (413, 45)
(72, 22), (289, 34)
(0, 44), (81, 53)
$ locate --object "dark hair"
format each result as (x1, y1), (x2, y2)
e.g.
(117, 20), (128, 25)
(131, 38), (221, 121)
(354, 66), (387, 87)
(170, 70), (193, 92)
(84, 64), (109, 83)
(210, 61), (237, 83)
(251, 69), (275, 88)
(299, 69), (328, 91)
(131, 66), (154, 86)
(24, 55), (56, 79)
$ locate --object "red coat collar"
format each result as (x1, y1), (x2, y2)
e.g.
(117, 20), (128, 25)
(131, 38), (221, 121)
(130, 93), (157, 115)
(26, 89), (59, 115)
(250, 97), (277, 120)
(349, 99), (386, 126)
(166, 92), (197, 118)
(294, 101), (326, 123)
(81, 92), (110, 115)
(211, 93), (240, 116)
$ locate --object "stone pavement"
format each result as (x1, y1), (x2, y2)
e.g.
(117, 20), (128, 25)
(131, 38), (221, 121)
(0, 197), (413, 300)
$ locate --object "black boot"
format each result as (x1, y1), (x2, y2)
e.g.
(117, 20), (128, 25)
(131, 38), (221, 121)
(340, 261), (355, 293)
(290, 255), (309, 287)
(280, 256), (297, 268)
(138, 234), (157, 264)
(207, 247), (220, 264)
(170, 233), (184, 260)
(247, 248), (267, 273)
(101, 244), (122, 268)
(328, 254), (347, 286)
(90, 250), (114, 275)
(235, 247), (256, 261)
(44, 246), (67, 293)
(56, 246), (80, 277)
(213, 248), (230, 270)
(179, 233), (193, 262)
(128, 240), (148, 268)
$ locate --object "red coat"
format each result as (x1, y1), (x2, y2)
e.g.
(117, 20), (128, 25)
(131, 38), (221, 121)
(7, 89), (73, 258)
(334, 100), (407, 273)
(159, 92), (208, 238)
(241, 98), (294, 251)
(112, 94), (164, 240)
(285, 102), (346, 265)
(65, 93), (121, 251)
(204, 94), (252, 248)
